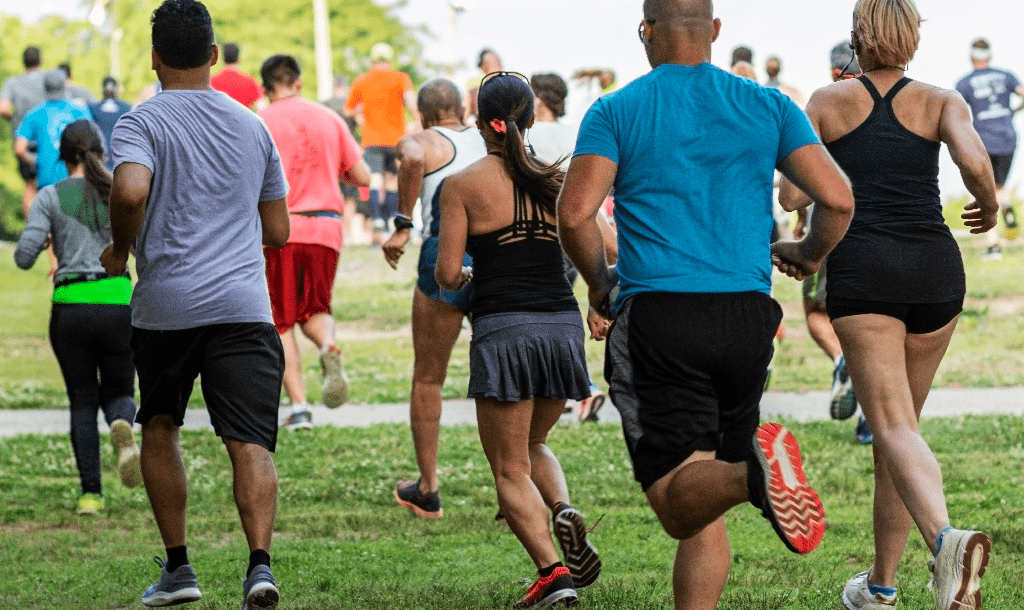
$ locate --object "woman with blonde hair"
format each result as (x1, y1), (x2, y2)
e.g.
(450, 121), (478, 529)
(778, 1), (998, 608)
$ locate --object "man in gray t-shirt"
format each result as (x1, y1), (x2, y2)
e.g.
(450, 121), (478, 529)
(0, 46), (46, 211)
(100, 1), (290, 607)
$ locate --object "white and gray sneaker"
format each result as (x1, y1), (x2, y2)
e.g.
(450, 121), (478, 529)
(241, 564), (279, 610)
(830, 355), (857, 420)
(141, 558), (202, 607)
(928, 528), (991, 610)
(280, 408), (313, 431)
(842, 568), (896, 610)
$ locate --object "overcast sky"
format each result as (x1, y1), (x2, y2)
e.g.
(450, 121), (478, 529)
(6, 0), (1024, 195)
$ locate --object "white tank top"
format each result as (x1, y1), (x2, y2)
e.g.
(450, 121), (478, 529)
(421, 126), (487, 237)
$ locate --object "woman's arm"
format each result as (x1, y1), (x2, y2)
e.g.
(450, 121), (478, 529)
(14, 190), (52, 270)
(434, 177), (472, 290)
(939, 91), (999, 234)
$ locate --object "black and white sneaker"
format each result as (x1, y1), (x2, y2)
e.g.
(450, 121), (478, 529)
(553, 505), (601, 588)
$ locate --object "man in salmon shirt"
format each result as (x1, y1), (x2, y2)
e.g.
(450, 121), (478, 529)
(258, 54), (371, 430)
(345, 42), (418, 244)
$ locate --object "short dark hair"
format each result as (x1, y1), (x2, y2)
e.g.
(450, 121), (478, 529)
(417, 79), (462, 124)
(58, 62), (72, 79)
(261, 55), (301, 91)
(478, 49), (496, 69)
(731, 45), (753, 67)
(223, 42), (240, 64)
(530, 73), (568, 119)
(151, 0), (215, 70)
(23, 46), (41, 69)
(971, 38), (989, 50)
(830, 40), (861, 74)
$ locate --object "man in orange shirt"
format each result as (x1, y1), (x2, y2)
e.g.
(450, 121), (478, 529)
(259, 54), (370, 430)
(345, 42), (417, 243)
(211, 43), (261, 109)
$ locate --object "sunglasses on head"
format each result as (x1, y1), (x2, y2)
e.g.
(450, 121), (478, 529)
(479, 71), (530, 91)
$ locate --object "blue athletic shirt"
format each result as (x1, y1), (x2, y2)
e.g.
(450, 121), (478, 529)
(574, 62), (819, 310)
(15, 99), (93, 188)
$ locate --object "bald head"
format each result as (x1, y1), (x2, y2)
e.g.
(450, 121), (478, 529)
(418, 79), (463, 126)
(643, 0), (713, 26)
(641, 0), (719, 68)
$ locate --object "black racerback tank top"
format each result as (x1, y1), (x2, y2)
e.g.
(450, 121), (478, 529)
(824, 76), (965, 303)
(465, 176), (578, 319)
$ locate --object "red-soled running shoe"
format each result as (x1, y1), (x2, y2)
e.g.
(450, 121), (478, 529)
(751, 422), (826, 554)
(513, 566), (578, 609)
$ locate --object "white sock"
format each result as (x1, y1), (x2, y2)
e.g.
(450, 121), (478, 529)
(291, 403), (310, 415)
(834, 354), (844, 367)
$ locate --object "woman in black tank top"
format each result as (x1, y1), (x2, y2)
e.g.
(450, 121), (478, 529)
(434, 72), (600, 607)
(778, 2), (999, 608)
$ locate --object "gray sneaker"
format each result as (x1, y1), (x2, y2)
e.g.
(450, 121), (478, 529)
(320, 348), (349, 408)
(280, 409), (313, 431)
(241, 564), (279, 610)
(141, 558), (202, 607)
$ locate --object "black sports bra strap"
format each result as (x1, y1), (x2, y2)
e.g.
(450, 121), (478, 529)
(857, 75), (882, 101)
(883, 77), (913, 102)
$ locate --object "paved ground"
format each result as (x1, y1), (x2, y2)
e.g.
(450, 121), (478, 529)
(2, 387), (1022, 438)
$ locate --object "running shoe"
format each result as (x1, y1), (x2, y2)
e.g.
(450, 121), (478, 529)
(393, 479), (443, 519)
(842, 569), (897, 610)
(981, 245), (1003, 261)
(830, 356), (857, 420)
(77, 492), (104, 515)
(855, 416), (874, 445)
(241, 564), (279, 610)
(110, 419), (142, 487)
(513, 566), (578, 609)
(279, 409), (312, 431)
(577, 389), (605, 423)
(320, 346), (349, 408)
(553, 505), (601, 588)
(141, 557), (202, 607)
(928, 528), (991, 610)
(750, 422), (826, 554)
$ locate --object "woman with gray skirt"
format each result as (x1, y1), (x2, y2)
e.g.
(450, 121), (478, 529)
(435, 72), (600, 609)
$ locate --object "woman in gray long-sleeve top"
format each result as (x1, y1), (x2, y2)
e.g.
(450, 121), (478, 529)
(15, 119), (142, 515)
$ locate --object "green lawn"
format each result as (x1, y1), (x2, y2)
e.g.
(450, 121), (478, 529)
(1, 230), (1022, 409)
(1, 416), (1022, 609)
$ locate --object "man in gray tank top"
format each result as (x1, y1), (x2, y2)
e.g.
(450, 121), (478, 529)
(383, 79), (487, 519)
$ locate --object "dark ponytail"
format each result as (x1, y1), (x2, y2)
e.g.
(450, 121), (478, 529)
(59, 119), (112, 205)
(478, 74), (564, 216)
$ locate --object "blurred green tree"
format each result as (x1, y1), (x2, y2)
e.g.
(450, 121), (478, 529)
(0, 0), (430, 238)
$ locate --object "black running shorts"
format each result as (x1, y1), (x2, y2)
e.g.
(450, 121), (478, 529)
(989, 153), (1014, 187)
(131, 322), (285, 451)
(605, 291), (782, 491)
(827, 296), (963, 335)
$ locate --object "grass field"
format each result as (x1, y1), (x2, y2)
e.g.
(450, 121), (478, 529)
(2, 416), (1023, 609)
(1, 230), (1023, 409)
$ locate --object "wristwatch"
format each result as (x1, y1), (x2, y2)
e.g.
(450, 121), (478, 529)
(393, 214), (414, 231)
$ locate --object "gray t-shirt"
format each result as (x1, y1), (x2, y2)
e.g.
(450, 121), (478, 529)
(14, 177), (112, 281)
(1, 70), (46, 137)
(111, 89), (289, 330)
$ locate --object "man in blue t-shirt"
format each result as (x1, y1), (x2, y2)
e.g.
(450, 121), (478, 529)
(89, 77), (132, 171)
(14, 69), (93, 190)
(100, 1), (290, 608)
(955, 38), (1024, 259)
(557, 0), (854, 606)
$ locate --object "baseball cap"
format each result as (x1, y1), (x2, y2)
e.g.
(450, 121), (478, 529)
(370, 42), (394, 62)
(44, 69), (67, 100)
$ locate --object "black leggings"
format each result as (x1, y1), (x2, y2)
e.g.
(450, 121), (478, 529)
(49, 303), (137, 494)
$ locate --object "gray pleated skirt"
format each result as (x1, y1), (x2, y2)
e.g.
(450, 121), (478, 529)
(468, 310), (592, 403)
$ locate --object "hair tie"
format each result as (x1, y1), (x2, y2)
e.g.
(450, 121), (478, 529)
(489, 118), (506, 134)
